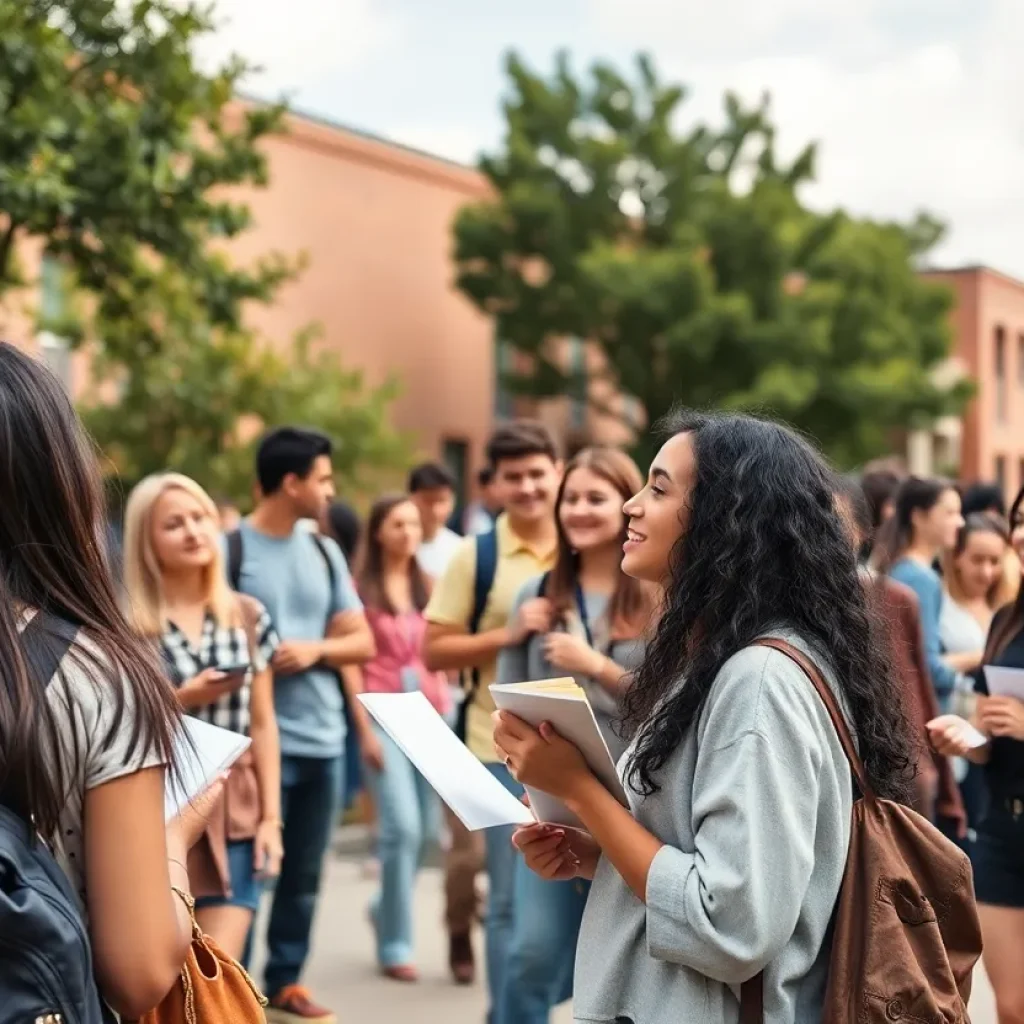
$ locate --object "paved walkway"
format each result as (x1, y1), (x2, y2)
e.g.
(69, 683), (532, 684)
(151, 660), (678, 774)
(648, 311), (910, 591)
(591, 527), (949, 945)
(250, 850), (994, 1023)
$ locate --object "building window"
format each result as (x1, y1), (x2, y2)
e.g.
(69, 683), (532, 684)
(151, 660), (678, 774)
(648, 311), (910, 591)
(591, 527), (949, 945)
(995, 325), (1007, 423)
(495, 338), (514, 421)
(996, 455), (1007, 495)
(442, 438), (469, 534)
(567, 337), (587, 431)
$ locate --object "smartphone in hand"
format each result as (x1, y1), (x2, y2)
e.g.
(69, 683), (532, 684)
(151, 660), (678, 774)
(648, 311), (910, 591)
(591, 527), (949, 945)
(215, 661), (249, 681)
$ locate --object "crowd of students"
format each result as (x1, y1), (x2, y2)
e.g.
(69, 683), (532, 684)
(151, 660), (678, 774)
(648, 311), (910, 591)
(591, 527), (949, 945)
(3, 335), (1024, 1023)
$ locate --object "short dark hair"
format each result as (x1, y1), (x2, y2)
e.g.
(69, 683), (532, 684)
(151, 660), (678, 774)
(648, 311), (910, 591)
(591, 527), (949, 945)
(962, 482), (1005, 518)
(477, 465), (494, 487)
(256, 427), (332, 495)
(485, 420), (559, 470)
(408, 462), (456, 494)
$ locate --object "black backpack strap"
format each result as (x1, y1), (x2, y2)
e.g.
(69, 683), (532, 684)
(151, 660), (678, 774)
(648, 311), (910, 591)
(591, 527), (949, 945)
(311, 532), (338, 596)
(466, 528), (499, 700)
(226, 528), (243, 592)
(21, 612), (78, 692)
(1, 613), (78, 814)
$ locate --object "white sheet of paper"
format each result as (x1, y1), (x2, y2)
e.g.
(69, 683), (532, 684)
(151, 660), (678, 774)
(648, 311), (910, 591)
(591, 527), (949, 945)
(358, 692), (534, 831)
(165, 717), (252, 821)
(927, 715), (988, 749)
(984, 665), (1024, 702)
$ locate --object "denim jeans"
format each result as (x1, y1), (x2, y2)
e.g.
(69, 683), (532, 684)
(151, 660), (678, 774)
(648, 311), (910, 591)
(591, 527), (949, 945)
(263, 753), (344, 996)
(484, 762), (521, 1018)
(497, 865), (590, 1024)
(364, 725), (441, 966)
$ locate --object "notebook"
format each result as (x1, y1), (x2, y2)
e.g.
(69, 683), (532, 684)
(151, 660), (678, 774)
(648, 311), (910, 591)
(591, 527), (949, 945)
(490, 677), (628, 827)
(164, 717), (252, 822)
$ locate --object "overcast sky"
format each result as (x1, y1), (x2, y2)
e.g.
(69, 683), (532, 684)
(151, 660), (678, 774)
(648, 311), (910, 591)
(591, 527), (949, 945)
(199, 0), (1024, 278)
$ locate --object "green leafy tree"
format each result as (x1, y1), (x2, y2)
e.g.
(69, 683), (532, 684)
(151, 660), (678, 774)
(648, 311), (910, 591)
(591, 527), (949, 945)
(454, 52), (970, 467)
(0, 0), (404, 497)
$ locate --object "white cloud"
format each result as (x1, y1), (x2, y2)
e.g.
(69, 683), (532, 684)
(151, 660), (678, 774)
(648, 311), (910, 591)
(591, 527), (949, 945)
(195, 0), (403, 97)
(592, 0), (1024, 274)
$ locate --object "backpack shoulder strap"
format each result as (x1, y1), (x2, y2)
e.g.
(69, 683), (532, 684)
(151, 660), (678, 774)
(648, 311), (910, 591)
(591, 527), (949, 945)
(226, 529), (243, 592)
(2, 613), (78, 814)
(311, 532), (338, 594)
(21, 612), (78, 691)
(470, 529), (499, 636)
(753, 637), (872, 798)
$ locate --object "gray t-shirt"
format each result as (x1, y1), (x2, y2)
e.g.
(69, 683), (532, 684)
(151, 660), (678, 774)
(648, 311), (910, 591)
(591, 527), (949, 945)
(496, 575), (646, 761)
(226, 522), (362, 758)
(33, 621), (165, 908)
(574, 632), (853, 1024)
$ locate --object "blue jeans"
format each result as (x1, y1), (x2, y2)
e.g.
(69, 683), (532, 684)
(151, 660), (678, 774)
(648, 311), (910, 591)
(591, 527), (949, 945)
(365, 726), (441, 966)
(263, 753), (344, 996)
(498, 864), (590, 1024)
(484, 762), (521, 1018)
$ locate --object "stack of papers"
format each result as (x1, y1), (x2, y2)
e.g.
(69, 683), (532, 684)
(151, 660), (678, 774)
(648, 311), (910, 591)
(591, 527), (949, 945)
(490, 678), (627, 827)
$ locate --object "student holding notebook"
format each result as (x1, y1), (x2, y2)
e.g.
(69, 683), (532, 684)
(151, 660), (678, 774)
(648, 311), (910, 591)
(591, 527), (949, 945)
(493, 447), (655, 1024)
(495, 412), (916, 1024)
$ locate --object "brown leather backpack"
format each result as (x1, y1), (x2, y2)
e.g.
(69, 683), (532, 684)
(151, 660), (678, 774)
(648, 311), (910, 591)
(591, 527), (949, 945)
(740, 639), (982, 1023)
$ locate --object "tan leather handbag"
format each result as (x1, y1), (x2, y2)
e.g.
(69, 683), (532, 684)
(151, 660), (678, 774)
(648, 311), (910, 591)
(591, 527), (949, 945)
(139, 888), (266, 1024)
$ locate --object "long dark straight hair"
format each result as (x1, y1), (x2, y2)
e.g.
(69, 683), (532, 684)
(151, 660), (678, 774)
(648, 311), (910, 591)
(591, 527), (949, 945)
(358, 494), (431, 615)
(544, 447), (654, 638)
(986, 486), (1024, 661)
(0, 342), (181, 837)
(622, 410), (914, 801)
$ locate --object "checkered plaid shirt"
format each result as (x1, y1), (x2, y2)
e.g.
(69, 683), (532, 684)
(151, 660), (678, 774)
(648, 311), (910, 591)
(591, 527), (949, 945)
(160, 606), (279, 736)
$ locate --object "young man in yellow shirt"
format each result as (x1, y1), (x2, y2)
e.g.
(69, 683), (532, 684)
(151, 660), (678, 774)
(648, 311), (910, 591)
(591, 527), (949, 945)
(425, 421), (561, 1018)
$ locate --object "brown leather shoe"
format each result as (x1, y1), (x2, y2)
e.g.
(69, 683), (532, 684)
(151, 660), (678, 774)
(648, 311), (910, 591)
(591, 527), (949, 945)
(265, 985), (336, 1024)
(449, 930), (475, 985)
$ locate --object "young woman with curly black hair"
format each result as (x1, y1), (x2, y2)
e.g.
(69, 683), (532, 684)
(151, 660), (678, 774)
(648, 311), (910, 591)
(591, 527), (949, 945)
(494, 411), (915, 1024)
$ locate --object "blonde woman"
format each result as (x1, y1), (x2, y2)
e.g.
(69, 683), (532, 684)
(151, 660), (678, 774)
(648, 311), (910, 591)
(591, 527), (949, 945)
(124, 473), (284, 959)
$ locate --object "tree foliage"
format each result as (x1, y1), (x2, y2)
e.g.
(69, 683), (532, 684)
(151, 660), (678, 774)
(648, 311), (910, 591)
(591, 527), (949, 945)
(0, 0), (404, 499)
(454, 52), (970, 467)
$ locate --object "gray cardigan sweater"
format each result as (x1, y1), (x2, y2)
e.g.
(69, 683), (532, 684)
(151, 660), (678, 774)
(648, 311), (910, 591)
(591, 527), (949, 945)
(573, 632), (853, 1024)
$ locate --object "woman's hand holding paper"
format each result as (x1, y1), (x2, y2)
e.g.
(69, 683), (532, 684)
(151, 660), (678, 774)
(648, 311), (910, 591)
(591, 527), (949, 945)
(493, 710), (592, 800)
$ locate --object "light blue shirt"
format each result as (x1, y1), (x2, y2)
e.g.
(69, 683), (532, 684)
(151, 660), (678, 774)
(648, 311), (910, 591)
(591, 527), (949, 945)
(226, 521), (362, 758)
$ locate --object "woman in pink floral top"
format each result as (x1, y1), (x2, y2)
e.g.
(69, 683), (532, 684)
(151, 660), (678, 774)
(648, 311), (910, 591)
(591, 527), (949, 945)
(358, 494), (451, 980)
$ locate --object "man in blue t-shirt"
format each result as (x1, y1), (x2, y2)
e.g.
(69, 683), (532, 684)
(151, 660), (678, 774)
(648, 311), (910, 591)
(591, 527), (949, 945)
(230, 427), (376, 1024)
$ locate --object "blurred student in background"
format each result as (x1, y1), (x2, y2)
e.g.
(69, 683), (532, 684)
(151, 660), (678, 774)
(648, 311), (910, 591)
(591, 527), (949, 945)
(425, 421), (561, 1009)
(409, 462), (461, 579)
(358, 495), (451, 981)
(880, 477), (964, 712)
